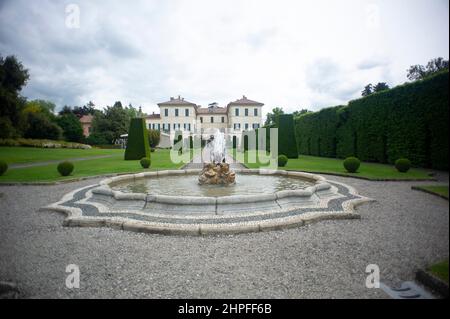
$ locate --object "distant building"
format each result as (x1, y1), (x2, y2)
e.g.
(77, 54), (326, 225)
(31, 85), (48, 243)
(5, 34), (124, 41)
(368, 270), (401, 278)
(79, 115), (93, 137)
(145, 95), (263, 140)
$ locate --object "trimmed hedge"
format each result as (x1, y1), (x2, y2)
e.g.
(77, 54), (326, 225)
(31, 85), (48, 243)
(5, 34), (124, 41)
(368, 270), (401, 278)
(278, 155), (288, 167)
(295, 71), (449, 170)
(0, 160), (8, 176)
(395, 158), (411, 173)
(343, 157), (360, 173)
(278, 114), (298, 158)
(124, 118), (151, 160)
(140, 157), (151, 168)
(57, 161), (74, 176)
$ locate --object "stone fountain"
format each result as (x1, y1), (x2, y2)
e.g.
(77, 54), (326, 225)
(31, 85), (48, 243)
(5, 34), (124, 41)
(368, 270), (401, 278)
(198, 130), (236, 185)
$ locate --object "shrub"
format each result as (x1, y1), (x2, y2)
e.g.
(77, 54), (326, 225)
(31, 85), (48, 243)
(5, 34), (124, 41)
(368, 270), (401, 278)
(344, 157), (360, 173)
(0, 160), (8, 176)
(395, 158), (411, 173)
(150, 148), (155, 152)
(0, 138), (91, 149)
(140, 157), (151, 168)
(278, 155), (288, 167)
(148, 129), (160, 148)
(85, 132), (110, 145)
(57, 161), (74, 176)
(124, 118), (151, 160)
(24, 112), (62, 140)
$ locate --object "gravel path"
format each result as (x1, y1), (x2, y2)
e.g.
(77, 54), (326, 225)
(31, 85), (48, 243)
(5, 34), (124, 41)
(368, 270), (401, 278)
(0, 173), (448, 298)
(9, 155), (114, 169)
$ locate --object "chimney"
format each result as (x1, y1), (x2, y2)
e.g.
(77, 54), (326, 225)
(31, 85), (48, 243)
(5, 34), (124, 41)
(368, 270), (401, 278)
(170, 97), (174, 100)
(243, 95), (247, 99)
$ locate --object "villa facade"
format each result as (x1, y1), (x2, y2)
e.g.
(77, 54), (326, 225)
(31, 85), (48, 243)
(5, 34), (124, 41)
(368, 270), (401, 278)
(145, 95), (264, 139)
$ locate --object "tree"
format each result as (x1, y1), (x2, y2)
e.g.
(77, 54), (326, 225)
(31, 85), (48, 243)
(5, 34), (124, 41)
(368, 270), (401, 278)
(91, 102), (131, 144)
(0, 55), (29, 135)
(373, 82), (390, 93)
(293, 109), (310, 118)
(407, 57), (449, 81)
(57, 113), (84, 142)
(361, 84), (373, 97)
(24, 112), (62, 140)
(264, 107), (284, 126)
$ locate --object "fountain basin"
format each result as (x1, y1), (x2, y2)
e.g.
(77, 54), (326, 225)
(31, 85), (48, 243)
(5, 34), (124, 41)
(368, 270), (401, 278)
(91, 169), (332, 215)
(44, 169), (374, 235)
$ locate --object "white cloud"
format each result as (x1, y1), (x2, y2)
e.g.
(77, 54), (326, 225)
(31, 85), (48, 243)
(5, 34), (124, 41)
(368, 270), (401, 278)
(0, 0), (448, 116)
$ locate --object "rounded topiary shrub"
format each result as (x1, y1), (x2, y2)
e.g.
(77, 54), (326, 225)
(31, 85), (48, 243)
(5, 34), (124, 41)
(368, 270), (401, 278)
(0, 160), (8, 176)
(343, 157), (360, 173)
(395, 158), (411, 173)
(140, 157), (151, 169)
(150, 148), (155, 153)
(57, 161), (74, 176)
(278, 155), (288, 167)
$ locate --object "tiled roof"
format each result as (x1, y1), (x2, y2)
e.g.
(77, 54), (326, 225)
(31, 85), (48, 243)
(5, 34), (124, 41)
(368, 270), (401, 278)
(196, 107), (227, 114)
(227, 95), (264, 106)
(157, 96), (197, 107)
(146, 113), (161, 119)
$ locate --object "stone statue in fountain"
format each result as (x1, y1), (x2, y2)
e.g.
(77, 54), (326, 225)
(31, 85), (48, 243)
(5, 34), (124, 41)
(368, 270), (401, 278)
(198, 130), (236, 185)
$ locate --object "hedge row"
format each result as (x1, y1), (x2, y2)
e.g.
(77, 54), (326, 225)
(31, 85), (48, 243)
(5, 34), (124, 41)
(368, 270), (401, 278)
(295, 70), (449, 170)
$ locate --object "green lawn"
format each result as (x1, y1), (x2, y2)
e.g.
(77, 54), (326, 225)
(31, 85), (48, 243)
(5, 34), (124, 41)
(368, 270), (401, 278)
(235, 150), (433, 180)
(0, 147), (181, 183)
(428, 260), (449, 283)
(0, 146), (118, 164)
(413, 186), (449, 199)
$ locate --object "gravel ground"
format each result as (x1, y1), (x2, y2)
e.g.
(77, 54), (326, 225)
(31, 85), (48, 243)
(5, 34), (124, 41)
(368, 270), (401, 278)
(0, 173), (448, 299)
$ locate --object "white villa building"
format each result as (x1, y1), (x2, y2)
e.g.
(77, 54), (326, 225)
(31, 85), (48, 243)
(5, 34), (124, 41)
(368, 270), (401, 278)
(145, 95), (264, 146)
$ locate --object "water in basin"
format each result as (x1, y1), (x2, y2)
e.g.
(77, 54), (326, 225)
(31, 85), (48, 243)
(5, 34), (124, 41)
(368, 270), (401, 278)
(111, 174), (315, 197)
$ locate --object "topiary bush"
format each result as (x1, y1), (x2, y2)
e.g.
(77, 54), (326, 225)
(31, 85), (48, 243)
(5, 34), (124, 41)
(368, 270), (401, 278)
(140, 157), (151, 168)
(124, 118), (151, 160)
(343, 157), (360, 173)
(150, 148), (155, 152)
(0, 160), (8, 176)
(278, 155), (288, 167)
(395, 158), (411, 173)
(57, 161), (74, 176)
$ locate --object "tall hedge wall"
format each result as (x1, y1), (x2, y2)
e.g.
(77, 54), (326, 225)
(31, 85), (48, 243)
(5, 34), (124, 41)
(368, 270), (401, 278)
(278, 114), (298, 158)
(295, 70), (449, 170)
(124, 118), (151, 160)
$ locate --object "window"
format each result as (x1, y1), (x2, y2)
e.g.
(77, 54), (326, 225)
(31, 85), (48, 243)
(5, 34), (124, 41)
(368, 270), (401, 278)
(185, 109), (189, 116)
(245, 123), (249, 130)
(173, 123), (177, 130)
(211, 117), (214, 123)
(175, 109), (179, 117)
(164, 109), (168, 116)
(183, 123), (186, 130)
(254, 108), (258, 116)
(235, 108), (239, 116)
(148, 124), (151, 129)
(200, 117), (203, 123)
(252, 123), (260, 129)
(234, 123), (241, 130)
(157, 123), (160, 131)
(245, 108), (249, 116)
(221, 116), (225, 123)
(152, 124), (155, 129)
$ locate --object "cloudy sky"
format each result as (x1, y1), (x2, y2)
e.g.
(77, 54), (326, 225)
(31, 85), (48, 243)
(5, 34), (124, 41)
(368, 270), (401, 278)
(0, 0), (448, 116)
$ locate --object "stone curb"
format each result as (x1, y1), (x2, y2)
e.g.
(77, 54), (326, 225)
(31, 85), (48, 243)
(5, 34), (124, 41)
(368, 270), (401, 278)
(411, 186), (449, 200)
(416, 269), (449, 298)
